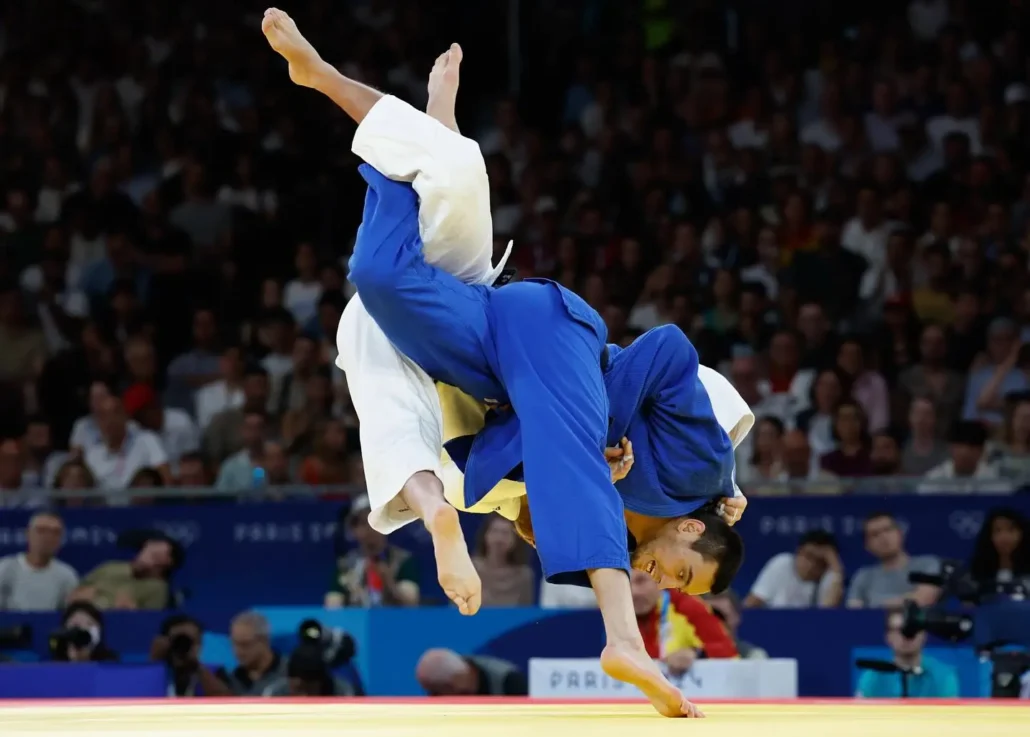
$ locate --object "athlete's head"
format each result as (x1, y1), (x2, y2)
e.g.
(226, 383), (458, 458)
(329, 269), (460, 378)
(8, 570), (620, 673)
(630, 509), (743, 596)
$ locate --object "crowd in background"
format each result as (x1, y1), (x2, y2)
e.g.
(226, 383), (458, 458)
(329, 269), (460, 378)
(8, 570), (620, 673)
(3, 0), (1030, 505)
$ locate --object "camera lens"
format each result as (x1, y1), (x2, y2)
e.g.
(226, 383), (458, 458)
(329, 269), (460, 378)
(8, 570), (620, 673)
(67, 627), (93, 649)
(169, 633), (194, 656)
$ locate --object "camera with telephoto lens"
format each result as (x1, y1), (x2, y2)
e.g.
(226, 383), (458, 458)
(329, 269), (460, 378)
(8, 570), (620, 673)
(168, 633), (196, 660)
(297, 619), (356, 668)
(0, 625), (32, 651)
(49, 627), (95, 658)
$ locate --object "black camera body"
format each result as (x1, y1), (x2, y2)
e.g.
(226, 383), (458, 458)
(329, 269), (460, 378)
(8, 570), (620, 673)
(297, 619), (356, 668)
(0, 625), (31, 651)
(49, 626), (95, 659)
(168, 633), (195, 660)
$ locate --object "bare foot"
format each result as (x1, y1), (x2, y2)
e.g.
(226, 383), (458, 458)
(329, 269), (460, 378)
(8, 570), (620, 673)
(261, 8), (326, 89)
(425, 503), (482, 615)
(600, 643), (704, 718)
(427, 43), (462, 132)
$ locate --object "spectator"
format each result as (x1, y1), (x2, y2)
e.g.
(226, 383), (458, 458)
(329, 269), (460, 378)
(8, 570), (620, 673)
(83, 395), (170, 497)
(631, 569), (737, 674)
(52, 460), (97, 502)
(820, 400), (874, 478)
(204, 364), (271, 464)
(737, 417), (785, 485)
(846, 512), (940, 609)
(219, 611), (288, 696)
(965, 318), (1028, 427)
(969, 508), (1030, 592)
(415, 648), (528, 696)
(257, 308), (296, 387)
(194, 345), (246, 432)
(49, 601), (119, 662)
(22, 415), (67, 488)
(297, 419), (351, 486)
(920, 421), (1014, 493)
(0, 282), (47, 387)
(744, 531), (844, 609)
(175, 452), (210, 488)
(870, 431), (904, 478)
(836, 336), (890, 433)
(0, 511), (79, 611)
(283, 243), (323, 327)
(749, 429), (841, 495)
(164, 307), (222, 413)
(794, 369), (844, 458)
(73, 535), (175, 610)
(70, 380), (136, 453)
(901, 397), (950, 475)
(123, 383), (199, 474)
(538, 579), (599, 610)
(993, 395), (1030, 483)
(215, 410), (270, 492)
(471, 516), (534, 607)
(324, 496), (419, 608)
(151, 614), (232, 697)
(856, 608), (960, 698)
(706, 590), (768, 659)
(273, 334), (319, 416)
(897, 324), (965, 438)
(0, 438), (46, 508)
(282, 367), (335, 457)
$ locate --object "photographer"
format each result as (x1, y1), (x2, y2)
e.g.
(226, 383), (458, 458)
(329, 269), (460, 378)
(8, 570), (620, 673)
(150, 615), (232, 697)
(266, 643), (356, 697)
(50, 602), (119, 663)
(856, 608), (959, 698)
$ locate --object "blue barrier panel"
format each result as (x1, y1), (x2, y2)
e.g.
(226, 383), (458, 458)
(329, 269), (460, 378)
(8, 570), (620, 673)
(851, 647), (991, 697)
(0, 663), (166, 698)
(3, 496), (1026, 611)
(1, 607), (919, 697)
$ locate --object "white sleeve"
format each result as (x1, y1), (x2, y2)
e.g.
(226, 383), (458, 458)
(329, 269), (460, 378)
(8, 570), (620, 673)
(144, 432), (170, 467)
(750, 554), (788, 603)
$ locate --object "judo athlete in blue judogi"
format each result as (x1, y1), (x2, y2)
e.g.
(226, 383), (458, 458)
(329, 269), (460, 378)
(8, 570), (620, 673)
(349, 164), (746, 719)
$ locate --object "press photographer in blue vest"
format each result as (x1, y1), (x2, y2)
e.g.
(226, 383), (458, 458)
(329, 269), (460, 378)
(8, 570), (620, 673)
(855, 608), (959, 698)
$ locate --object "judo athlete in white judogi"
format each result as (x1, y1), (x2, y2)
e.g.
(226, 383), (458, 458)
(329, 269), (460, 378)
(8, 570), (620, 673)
(262, 9), (752, 719)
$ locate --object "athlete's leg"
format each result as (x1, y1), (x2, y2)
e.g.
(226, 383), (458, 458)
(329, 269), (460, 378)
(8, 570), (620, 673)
(262, 9), (381, 122)
(486, 282), (697, 718)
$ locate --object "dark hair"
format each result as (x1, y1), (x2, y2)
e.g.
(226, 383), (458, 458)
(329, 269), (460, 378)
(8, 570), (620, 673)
(969, 508), (1029, 582)
(243, 363), (269, 379)
(798, 530), (838, 551)
(129, 467), (164, 487)
(690, 510), (744, 595)
(863, 510), (896, 528)
(473, 515), (528, 566)
(949, 420), (987, 447)
(62, 601), (104, 629)
(160, 613), (202, 636)
(830, 399), (869, 445)
(749, 416), (785, 466)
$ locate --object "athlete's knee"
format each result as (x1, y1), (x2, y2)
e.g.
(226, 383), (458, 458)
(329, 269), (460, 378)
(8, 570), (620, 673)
(447, 137), (488, 192)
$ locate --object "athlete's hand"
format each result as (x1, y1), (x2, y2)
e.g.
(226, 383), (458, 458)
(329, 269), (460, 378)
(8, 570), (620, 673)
(717, 494), (747, 525)
(606, 438), (634, 482)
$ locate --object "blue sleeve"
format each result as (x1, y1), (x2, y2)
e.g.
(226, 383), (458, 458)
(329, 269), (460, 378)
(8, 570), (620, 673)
(604, 326), (698, 420)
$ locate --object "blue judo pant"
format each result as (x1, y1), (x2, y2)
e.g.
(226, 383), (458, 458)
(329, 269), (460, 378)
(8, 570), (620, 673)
(349, 164), (629, 584)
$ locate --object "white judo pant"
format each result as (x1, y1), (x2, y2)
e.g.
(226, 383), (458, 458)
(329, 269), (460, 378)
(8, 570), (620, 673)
(336, 95), (511, 534)
(337, 96), (754, 535)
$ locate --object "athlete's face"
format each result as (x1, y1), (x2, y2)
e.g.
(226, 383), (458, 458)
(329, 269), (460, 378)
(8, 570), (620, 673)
(630, 518), (719, 595)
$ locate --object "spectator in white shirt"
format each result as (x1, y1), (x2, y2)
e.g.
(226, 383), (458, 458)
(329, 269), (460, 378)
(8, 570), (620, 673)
(195, 345), (246, 431)
(122, 383), (199, 475)
(744, 531), (845, 609)
(282, 242), (323, 328)
(865, 81), (905, 152)
(926, 83), (981, 155)
(842, 187), (890, 294)
(70, 380), (139, 453)
(919, 421), (1015, 494)
(0, 511), (79, 611)
(538, 580), (599, 609)
(84, 395), (171, 499)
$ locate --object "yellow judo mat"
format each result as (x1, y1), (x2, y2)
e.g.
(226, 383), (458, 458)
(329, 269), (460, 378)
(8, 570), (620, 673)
(0, 700), (1025, 736)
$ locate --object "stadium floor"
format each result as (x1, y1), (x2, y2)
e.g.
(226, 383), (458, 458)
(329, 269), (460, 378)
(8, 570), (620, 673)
(0, 698), (1022, 736)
